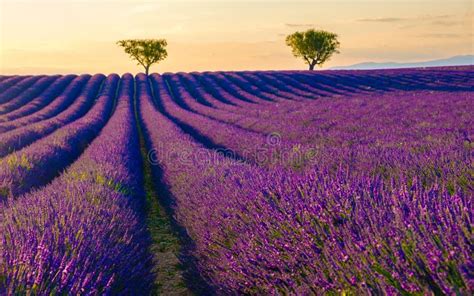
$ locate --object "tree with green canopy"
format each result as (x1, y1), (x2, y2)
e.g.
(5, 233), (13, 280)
(286, 29), (340, 70)
(117, 39), (168, 75)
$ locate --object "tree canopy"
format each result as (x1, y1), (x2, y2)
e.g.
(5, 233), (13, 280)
(117, 39), (168, 75)
(286, 29), (340, 70)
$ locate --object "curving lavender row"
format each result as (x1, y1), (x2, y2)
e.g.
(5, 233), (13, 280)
(181, 73), (308, 117)
(0, 75), (83, 131)
(180, 72), (342, 120)
(158, 74), (315, 169)
(160, 72), (474, 184)
(189, 73), (249, 107)
(261, 71), (333, 97)
(187, 72), (310, 119)
(293, 68), (474, 93)
(0, 76), (11, 83)
(1, 74), (152, 293)
(168, 73), (313, 141)
(0, 76), (31, 100)
(165, 71), (474, 191)
(0, 76), (45, 108)
(204, 72), (275, 104)
(222, 72), (292, 103)
(173, 73), (321, 133)
(0, 75), (74, 123)
(0, 76), (58, 115)
(0, 75), (117, 200)
(167, 75), (321, 132)
(202, 73), (324, 124)
(241, 71), (314, 101)
(0, 75), (104, 156)
(194, 71), (323, 117)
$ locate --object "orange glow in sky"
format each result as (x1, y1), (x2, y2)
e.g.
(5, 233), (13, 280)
(0, 0), (472, 74)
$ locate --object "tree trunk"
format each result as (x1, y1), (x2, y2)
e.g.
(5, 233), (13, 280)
(309, 60), (318, 71)
(145, 66), (150, 76)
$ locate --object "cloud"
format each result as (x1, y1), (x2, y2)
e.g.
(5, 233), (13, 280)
(419, 14), (453, 20)
(285, 23), (315, 28)
(358, 14), (455, 24)
(357, 17), (407, 23)
(417, 33), (462, 39)
(431, 20), (461, 27)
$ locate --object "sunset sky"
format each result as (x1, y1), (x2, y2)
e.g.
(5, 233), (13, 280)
(1, 0), (472, 74)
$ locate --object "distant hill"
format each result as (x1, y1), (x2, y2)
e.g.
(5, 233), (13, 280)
(331, 55), (474, 70)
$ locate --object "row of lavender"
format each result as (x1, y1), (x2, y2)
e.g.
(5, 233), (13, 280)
(168, 71), (473, 141)
(1, 67), (471, 133)
(0, 75), (116, 199)
(160, 71), (473, 192)
(1, 74), (152, 293)
(0, 76), (106, 158)
(140, 69), (472, 294)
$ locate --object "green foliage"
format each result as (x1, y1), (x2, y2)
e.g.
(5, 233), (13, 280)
(117, 39), (168, 75)
(286, 29), (340, 70)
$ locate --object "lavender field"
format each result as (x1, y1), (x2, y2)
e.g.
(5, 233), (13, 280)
(0, 67), (473, 294)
